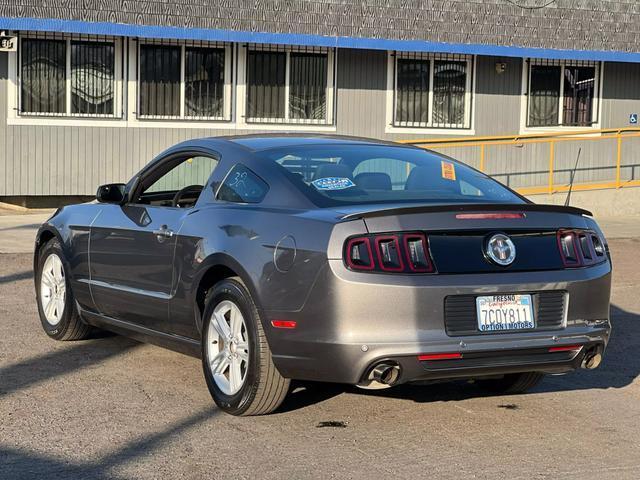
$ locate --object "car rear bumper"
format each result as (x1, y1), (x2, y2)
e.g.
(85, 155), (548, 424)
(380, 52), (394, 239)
(265, 260), (612, 385)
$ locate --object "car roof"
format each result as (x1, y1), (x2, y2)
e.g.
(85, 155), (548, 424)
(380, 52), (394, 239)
(180, 134), (415, 153)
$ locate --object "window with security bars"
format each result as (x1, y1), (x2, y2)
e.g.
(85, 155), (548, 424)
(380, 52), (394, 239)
(526, 60), (600, 128)
(244, 46), (333, 124)
(138, 41), (230, 120)
(393, 53), (472, 129)
(20, 36), (119, 117)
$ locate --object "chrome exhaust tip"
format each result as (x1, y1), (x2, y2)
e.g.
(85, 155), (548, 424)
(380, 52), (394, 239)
(371, 363), (400, 386)
(582, 352), (602, 370)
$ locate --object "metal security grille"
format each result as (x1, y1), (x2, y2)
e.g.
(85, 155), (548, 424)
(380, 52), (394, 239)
(19, 33), (121, 118)
(526, 59), (600, 128)
(20, 38), (66, 114)
(184, 47), (225, 118)
(290, 52), (327, 121)
(395, 57), (430, 125)
(246, 49), (286, 120)
(245, 44), (333, 125)
(71, 41), (115, 115)
(137, 39), (230, 120)
(393, 52), (472, 129)
(139, 44), (181, 117)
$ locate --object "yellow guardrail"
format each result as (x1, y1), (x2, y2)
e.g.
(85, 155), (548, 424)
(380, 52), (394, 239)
(400, 127), (640, 196)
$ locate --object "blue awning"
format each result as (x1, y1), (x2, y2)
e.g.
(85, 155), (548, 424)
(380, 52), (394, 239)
(2, 16), (640, 63)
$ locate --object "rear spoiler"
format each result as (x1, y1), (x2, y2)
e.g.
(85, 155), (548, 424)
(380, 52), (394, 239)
(340, 203), (592, 221)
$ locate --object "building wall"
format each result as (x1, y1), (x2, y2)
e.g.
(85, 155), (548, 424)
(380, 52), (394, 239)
(2, 49), (640, 196)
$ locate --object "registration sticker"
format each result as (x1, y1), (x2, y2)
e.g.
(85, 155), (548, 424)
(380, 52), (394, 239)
(476, 294), (535, 332)
(441, 161), (456, 181)
(311, 177), (356, 190)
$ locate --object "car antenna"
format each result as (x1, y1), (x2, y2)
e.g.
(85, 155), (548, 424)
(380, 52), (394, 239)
(564, 147), (581, 207)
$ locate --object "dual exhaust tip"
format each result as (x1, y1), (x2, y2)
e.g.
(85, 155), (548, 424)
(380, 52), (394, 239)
(371, 362), (401, 386)
(582, 351), (602, 370)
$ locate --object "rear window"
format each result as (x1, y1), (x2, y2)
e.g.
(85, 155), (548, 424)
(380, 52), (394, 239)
(259, 144), (524, 207)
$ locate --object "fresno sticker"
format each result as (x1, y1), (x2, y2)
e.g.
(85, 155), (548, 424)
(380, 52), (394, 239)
(311, 177), (356, 190)
(441, 161), (456, 181)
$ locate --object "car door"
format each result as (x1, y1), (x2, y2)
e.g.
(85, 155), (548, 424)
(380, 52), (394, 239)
(89, 152), (219, 332)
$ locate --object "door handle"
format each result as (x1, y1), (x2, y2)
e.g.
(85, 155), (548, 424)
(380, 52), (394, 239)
(153, 225), (174, 242)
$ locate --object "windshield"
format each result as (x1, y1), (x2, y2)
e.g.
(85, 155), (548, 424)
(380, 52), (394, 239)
(259, 144), (525, 207)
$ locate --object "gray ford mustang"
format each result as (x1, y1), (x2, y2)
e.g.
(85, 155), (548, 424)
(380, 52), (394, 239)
(34, 135), (612, 416)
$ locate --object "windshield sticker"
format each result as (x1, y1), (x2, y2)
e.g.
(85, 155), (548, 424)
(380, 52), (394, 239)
(441, 161), (457, 181)
(311, 177), (356, 191)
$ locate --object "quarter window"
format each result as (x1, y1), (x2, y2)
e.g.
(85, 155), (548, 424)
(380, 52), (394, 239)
(526, 60), (600, 128)
(244, 46), (334, 124)
(217, 164), (269, 203)
(393, 53), (473, 129)
(20, 36), (120, 117)
(138, 42), (231, 120)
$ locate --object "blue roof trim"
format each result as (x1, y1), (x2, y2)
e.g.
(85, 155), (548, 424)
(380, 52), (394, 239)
(3, 16), (640, 63)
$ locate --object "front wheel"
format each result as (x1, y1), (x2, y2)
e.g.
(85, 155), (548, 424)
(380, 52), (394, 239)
(201, 278), (290, 416)
(35, 239), (92, 341)
(476, 372), (545, 394)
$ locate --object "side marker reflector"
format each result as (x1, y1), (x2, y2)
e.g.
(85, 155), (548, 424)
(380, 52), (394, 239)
(271, 320), (297, 329)
(418, 353), (463, 361)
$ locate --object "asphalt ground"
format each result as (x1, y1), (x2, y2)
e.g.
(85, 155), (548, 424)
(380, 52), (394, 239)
(0, 238), (639, 479)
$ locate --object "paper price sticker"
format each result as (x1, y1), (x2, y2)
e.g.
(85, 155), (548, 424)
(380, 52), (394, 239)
(441, 161), (456, 181)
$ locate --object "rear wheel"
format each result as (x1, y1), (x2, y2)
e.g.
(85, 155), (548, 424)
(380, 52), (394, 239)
(201, 277), (290, 416)
(477, 372), (545, 394)
(35, 239), (92, 341)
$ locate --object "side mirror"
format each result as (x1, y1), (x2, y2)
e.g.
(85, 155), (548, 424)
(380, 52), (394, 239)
(96, 183), (126, 204)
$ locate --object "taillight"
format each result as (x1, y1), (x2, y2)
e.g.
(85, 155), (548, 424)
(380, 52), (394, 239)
(557, 229), (606, 268)
(345, 232), (435, 274)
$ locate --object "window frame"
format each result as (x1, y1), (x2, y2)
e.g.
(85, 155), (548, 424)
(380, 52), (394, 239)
(520, 58), (603, 133)
(17, 33), (124, 119)
(136, 39), (233, 122)
(386, 51), (475, 134)
(237, 44), (336, 126)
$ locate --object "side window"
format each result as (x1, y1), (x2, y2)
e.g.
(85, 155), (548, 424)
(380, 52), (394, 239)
(217, 164), (269, 203)
(136, 155), (219, 207)
(146, 155), (219, 193)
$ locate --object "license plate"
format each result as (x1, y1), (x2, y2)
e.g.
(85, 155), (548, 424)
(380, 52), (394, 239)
(476, 294), (535, 332)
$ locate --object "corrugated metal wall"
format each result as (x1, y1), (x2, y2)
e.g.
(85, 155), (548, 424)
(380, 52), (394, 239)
(1, 49), (640, 196)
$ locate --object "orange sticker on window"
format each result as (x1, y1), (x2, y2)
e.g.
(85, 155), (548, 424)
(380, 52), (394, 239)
(441, 161), (456, 181)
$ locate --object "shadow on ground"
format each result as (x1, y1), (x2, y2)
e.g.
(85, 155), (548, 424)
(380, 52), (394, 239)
(0, 407), (219, 480)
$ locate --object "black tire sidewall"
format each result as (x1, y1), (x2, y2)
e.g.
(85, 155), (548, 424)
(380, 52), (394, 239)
(201, 279), (262, 415)
(35, 239), (75, 338)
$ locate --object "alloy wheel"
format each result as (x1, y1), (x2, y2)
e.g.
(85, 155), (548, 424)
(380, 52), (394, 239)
(40, 253), (66, 326)
(207, 300), (249, 395)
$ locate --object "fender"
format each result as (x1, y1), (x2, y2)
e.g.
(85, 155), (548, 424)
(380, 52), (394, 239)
(190, 252), (265, 334)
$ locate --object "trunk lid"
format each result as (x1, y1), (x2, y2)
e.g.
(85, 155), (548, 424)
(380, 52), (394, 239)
(338, 203), (594, 273)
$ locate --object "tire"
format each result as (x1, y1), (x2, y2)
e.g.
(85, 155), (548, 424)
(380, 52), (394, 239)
(201, 277), (290, 416)
(477, 372), (545, 394)
(35, 238), (92, 341)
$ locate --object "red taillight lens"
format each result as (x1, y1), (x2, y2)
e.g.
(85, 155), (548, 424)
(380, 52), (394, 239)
(344, 232), (435, 274)
(557, 230), (581, 267)
(557, 229), (607, 268)
(375, 235), (404, 272)
(404, 233), (434, 273)
(345, 237), (375, 270)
